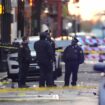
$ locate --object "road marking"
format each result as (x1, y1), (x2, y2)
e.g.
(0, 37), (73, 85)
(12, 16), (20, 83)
(0, 85), (97, 93)
(55, 80), (64, 83)
(0, 94), (59, 101)
(17, 94), (59, 100)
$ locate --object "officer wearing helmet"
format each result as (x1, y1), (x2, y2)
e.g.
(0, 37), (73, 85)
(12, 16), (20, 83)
(34, 32), (55, 87)
(62, 37), (84, 86)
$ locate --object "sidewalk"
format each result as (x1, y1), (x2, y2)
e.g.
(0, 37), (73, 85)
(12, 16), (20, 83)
(0, 84), (98, 102)
(0, 72), (7, 81)
(0, 64), (99, 103)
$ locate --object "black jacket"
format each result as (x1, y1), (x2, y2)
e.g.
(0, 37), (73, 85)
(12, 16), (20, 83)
(63, 44), (84, 64)
(18, 42), (31, 64)
(34, 39), (55, 64)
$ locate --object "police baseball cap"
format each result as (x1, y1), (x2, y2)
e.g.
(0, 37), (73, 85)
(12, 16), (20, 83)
(72, 37), (79, 43)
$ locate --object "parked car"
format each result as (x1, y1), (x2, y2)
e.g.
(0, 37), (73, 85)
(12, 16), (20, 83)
(7, 36), (62, 81)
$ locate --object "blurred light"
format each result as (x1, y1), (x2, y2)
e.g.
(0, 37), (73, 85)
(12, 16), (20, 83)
(73, 0), (79, 3)
(55, 36), (72, 41)
(29, 0), (33, 7)
(0, 4), (3, 14)
(66, 22), (72, 30)
(68, 22), (72, 27)
(44, 7), (49, 14)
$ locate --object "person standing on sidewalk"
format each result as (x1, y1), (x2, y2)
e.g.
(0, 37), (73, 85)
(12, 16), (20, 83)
(18, 36), (31, 88)
(62, 37), (84, 86)
(34, 32), (55, 87)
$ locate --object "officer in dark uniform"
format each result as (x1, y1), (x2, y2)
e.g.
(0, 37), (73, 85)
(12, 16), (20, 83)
(34, 32), (55, 87)
(45, 30), (56, 55)
(63, 37), (84, 86)
(45, 30), (57, 86)
(18, 36), (31, 88)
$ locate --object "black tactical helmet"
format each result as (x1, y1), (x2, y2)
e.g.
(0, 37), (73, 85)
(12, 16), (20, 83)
(22, 35), (29, 41)
(40, 32), (47, 40)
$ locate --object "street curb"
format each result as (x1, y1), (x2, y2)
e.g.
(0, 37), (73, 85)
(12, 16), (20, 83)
(0, 72), (7, 81)
(0, 86), (98, 102)
(0, 93), (98, 102)
(0, 85), (98, 93)
(0, 75), (7, 81)
(0, 94), (60, 102)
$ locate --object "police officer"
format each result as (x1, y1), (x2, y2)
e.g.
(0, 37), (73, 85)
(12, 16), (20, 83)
(18, 36), (31, 88)
(63, 37), (84, 86)
(34, 32), (55, 87)
(45, 30), (57, 85)
(45, 30), (56, 55)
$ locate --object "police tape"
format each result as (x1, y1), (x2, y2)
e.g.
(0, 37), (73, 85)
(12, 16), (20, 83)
(0, 45), (18, 49)
(56, 49), (63, 52)
(1, 45), (105, 54)
(0, 85), (97, 93)
(56, 49), (105, 54)
(84, 51), (105, 54)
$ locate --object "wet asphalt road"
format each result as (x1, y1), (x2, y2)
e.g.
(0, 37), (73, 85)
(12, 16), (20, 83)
(0, 100), (99, 105)
(0, 63), (103, 105)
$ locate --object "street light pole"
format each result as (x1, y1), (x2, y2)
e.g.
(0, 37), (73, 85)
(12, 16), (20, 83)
(57, 0), (62, 36)
(0, 0), (12, 72)
(102, 26), (105, 39)
(17, 0), (24, 38)
(31, 0), (42, 35)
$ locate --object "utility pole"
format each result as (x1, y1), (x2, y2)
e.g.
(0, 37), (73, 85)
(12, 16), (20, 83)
(0, 0), (12, 72)
(57, 0), (69, 36)
(31, 0), (42, 35)
(1, 0), (12, 43)
(73, 0), (80, 36)
(17, 0), (24, 37)
(57, 0), (62, 36)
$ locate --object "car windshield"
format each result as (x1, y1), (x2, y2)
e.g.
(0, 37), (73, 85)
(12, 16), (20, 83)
(28, 36), (39, 51)
(28, 41), (36, 51)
